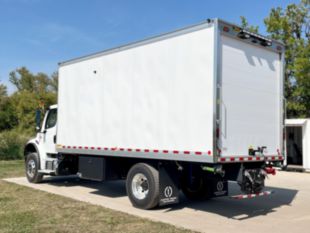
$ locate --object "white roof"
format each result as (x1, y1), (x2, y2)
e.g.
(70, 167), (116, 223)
(49, 104), (58, 109)
(285, 118), (309, 126)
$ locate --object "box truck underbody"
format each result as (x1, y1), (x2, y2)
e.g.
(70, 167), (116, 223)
(24, 19), (285, 209)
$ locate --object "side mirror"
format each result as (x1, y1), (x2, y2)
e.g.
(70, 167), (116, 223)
(35, 109), (41, 132)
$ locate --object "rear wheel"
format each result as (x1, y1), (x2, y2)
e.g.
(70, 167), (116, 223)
(181, 170), (210, 201)
(25, 153), (43, 183)
(126, 163), (159, 209)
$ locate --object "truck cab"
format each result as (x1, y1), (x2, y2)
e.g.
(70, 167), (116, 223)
(24, 105), (58, 181)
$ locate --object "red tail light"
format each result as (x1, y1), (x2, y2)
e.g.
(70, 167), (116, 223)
(265, 167), (276, 175)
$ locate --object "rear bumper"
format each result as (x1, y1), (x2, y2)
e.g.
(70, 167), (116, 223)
(217, 155), (284, 163)
(230, 190), (273, 200)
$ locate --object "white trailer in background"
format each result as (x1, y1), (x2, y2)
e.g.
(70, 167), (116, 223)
(24, 19), (285, 209)
(285, 119), (310, 171)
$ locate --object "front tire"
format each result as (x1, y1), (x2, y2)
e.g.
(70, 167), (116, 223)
(25, 153), (43, 183)
(126, 163), (159, 209)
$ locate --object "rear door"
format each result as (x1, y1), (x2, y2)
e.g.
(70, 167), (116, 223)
(220, 35), (282, 157)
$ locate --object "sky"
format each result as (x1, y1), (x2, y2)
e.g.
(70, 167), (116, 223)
(0, 0), (300, 94)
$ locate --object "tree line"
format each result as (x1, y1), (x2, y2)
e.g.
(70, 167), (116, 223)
(0, 68), (57, 159)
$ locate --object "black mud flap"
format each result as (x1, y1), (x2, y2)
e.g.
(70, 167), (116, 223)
(158, 164), (179, 206)
(209, 176), (228, 198)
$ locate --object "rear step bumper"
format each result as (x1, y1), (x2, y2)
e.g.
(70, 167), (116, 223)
(230, 190), (273, 200)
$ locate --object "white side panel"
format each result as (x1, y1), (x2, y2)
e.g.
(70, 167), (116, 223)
(57, 26), (215, 158)
(303, 120), (310, 170)
(220, 36), (281, 156)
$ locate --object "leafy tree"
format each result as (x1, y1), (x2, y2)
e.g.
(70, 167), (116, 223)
(9, 67), (57, 133)
(240, 16), (259, 33)
(264, 0), (310, 118)
(0, 82), (17, 131)
(0, 83), (7, 97)
(50, 72), (58, 93)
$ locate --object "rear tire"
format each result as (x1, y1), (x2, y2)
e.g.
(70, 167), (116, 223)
(25, 153), (43, 183)
(181, 170), (210, 201)
(126, 163), (159, 209)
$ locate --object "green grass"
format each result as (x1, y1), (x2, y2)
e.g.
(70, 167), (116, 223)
(0, 161), (193, 233)
(0, 160), (25, 179)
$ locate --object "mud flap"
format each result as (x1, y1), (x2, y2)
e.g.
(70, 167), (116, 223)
(158, 164), (179, 206)
(209, 176), (228, 198)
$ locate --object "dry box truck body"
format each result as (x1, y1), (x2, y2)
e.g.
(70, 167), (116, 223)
(24, 19), (285, 209)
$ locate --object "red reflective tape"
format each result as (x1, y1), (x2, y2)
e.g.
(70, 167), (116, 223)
(91, 147), (95, 150)
(239, 157), (244, 161)
(104, 147), (108, 150)
(207, 150), (212, 156)
(97, 147), (101, 150)
(195, 152), (202, 155)
(111, 148), (117, 151)
(184, 151), (190, 154)
(248, 157), (253, 161)
(230, 157), (235, 162)
(173, 150), (179, 154)
(279, 156), (283, 160)
(136, 149), (141, 152)
(153, 149), (159, 153)
(127, 148), (132, 152)
(62, 146), (66, 149)
(163, 150), (169, 153)
(78, 146), (82, 149)
(120, 148), (124, 151)
(220, 158), (226, 162)
(256, 157), (261, 161)
(84, 146), (88, 149)
(73, 146), (76, 149)
(271, 156), (275, 160)
(144, 149), (150, 152)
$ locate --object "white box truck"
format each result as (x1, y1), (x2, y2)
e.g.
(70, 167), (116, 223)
(24, 19), (285, 209)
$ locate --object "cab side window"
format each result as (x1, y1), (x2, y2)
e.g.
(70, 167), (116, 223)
(45, 109), (57, 129)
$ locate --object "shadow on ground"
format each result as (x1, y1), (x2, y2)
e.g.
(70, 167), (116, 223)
(42, 176), (298, 220)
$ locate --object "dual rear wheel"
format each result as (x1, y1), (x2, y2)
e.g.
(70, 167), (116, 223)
(126, 163), (210, 209)
(126, 163), (159, 209)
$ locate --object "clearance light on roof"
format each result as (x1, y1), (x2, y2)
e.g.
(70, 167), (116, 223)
(223, 26), (230, 32)
(238, 31), (250, 39)
(232, 26), (241, 32)
(238, 29), (272, 47)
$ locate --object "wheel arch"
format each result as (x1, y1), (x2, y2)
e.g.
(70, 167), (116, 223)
(24, 143), (39, 160)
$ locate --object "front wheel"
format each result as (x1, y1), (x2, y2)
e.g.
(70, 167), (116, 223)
(126, 163), (159, 209)
(25, 153), (43, 183)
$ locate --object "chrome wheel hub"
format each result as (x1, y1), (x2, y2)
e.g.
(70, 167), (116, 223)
(131, 173), (149, 200)
(27, 159), (36, 178)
